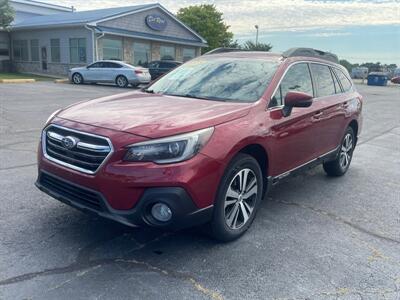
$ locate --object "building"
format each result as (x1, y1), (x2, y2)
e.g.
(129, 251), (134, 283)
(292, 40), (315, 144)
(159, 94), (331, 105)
(1, 1), (207, 75)
(1, 0), (73, 67)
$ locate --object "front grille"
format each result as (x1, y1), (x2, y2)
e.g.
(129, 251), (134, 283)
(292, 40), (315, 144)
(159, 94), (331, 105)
(43, 125), (112, 174)
(40, 172), (103, 211)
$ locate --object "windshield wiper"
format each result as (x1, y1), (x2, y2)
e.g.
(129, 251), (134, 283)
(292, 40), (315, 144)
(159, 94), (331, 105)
(164, 93), (227, 102)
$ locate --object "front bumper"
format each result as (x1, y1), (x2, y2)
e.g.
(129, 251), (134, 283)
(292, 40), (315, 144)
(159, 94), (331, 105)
(35, 171), (213, 229)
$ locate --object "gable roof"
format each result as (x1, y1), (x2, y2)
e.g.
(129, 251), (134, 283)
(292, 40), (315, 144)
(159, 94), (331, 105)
(11, 3), (207, 44)
(12, 3), (156, 29)
(11, 0), (73, 12)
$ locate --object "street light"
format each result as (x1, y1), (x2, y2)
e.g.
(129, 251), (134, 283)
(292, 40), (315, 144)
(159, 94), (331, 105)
(255, 25), (259, 46)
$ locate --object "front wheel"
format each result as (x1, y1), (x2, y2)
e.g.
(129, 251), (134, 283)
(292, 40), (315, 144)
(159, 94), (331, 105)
(72, 73), (83, 84)
(209, 153), (263, 242)
(323, 127), (355, 176)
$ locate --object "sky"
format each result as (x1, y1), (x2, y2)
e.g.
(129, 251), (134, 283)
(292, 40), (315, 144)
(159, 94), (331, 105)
(42, 0), (400, 65)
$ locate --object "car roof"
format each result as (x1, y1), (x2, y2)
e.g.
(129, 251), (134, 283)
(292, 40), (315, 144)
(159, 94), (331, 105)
(94, 60), (135, 67)
(151, 60), (182, 64)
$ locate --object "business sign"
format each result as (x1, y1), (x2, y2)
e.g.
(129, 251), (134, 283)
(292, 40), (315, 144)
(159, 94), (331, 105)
(145, 14), (167, 31)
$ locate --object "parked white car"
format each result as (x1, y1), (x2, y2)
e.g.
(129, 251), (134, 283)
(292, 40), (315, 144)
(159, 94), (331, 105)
(68, 60), (151, 88)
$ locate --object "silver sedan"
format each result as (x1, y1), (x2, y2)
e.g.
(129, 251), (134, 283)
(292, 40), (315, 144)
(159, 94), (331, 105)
(68, 60), (151, 88)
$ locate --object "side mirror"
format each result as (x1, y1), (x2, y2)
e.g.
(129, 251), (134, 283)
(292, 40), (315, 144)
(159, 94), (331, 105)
(282, 91), (313, 117)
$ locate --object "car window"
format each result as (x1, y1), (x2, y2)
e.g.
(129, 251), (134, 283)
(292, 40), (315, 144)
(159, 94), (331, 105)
(149, 57), (279, 103)
(269, 63), (313, 108)
(334, 68), (353, 92)
(104, 62), (122, 68)
(159, 62), (175, 68)
(330, 68), (342, 93)
(89, 62), (102, 68)
(310, 64), (336, 97)
(148, 62), (159, 68)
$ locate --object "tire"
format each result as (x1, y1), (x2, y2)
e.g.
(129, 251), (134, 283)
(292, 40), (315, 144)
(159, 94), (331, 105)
(116, 75), (128, 88)
(323, 126), (355, 177)
(72, 73), (83, 84)
(209, 153), (263, 242)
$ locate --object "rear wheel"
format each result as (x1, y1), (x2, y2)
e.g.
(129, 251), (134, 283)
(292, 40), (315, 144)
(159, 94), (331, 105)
(116, 75), (128, 88)
(209, 153), (263, 242)
(323, 127), (355, 176)
(72, 73), (83, 84)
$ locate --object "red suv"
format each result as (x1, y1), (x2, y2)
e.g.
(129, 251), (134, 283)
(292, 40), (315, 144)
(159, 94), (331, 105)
(36, 48), (362, 241)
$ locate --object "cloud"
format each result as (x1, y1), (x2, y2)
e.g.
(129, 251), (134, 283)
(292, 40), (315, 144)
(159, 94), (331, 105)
(42, 0), (400, 36)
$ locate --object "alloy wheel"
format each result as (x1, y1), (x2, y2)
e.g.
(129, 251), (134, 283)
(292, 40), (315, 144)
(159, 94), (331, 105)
(339, 133), (353, 169)
(117, 76), (127, 87)
(224, 168), (258, 230)
(73, 74), (82, 84)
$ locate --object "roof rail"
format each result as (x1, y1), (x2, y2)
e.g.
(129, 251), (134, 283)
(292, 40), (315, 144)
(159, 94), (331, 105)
(203, 47), (244, 55)
(282, 48), (339, 63)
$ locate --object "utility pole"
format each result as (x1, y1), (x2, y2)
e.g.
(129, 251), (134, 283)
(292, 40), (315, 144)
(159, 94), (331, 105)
(255, 25), (259, 46)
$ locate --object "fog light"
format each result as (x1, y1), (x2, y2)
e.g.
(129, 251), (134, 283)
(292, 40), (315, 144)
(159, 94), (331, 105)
(151, 203), (172, 222)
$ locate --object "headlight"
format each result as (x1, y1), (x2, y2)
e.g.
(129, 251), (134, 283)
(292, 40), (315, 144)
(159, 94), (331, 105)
(45, 109), (61, 125)
(123, 127), (214, 164)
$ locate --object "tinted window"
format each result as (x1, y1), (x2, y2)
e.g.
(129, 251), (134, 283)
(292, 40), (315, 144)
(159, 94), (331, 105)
(334, 69), (353, 92)
(331, 68), (342, 93)
(159, 62), (176, 68)
(150, 57), (279, 102)
(148, 62), (159, 68)
(104, 62), (122, 68)
(311, 64), (336, 97)
(89, 62), (102, 68)
(270, 63), (313, 107)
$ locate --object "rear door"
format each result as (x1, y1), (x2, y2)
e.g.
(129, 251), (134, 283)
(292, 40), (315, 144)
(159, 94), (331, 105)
(103, 62), (123, 82)
(268, 62), (320, 175)
(309, 63), (348, 156)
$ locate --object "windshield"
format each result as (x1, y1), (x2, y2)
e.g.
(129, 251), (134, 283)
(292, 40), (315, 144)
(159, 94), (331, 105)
(147, 57), (279, 102)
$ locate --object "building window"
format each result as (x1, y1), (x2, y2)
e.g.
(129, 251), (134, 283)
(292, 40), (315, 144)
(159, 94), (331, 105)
(13, 40), (29, 61)
(0, 40), (9, 56)
(50, 39), (60, 62)
(30, 39), (39, 62)
(69, 38), (86, 63)
(133, 42), (150, 66)
(160, 45), (175, 60)
(182, 48), (196, 62)
(102, 38), (122, 61)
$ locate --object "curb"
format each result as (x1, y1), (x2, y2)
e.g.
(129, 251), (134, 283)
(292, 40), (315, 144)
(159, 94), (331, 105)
(0, 79), (36, 83)
(54, 78), (70, 84)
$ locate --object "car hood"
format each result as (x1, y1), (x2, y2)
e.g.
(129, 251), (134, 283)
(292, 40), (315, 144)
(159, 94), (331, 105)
(57, 91), (252, 138)
(70, 67), (86, 72)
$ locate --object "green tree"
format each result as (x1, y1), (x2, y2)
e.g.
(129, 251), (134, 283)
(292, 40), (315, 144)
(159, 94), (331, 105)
(339, 59), (353, 72)
(0, 0), (14, 29)
(177, 4), (233, 53)
(242, 40), (272, 51)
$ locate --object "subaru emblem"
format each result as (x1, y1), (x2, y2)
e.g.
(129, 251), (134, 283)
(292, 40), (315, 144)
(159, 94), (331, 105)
(61, 136), (77, 149)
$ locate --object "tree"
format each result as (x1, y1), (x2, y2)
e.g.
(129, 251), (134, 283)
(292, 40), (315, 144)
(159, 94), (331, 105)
(241, 40), (272, 52)
(339, 59), (353, 72)
(177, 4), (233, 53)
(0, 0), (15, 29)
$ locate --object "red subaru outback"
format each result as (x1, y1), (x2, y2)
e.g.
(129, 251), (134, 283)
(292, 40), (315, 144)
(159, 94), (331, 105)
(36, 48), (362, 241)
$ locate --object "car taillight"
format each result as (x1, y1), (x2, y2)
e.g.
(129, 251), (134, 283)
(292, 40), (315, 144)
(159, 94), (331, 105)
(135, 69), (143, 74)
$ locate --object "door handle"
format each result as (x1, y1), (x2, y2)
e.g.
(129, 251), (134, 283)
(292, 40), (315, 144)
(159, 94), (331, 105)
(313, 111), (323, 118)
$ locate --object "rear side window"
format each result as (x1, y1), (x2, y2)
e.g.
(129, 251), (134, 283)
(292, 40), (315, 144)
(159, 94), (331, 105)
(310, 64), (336, 97)
(330, 68), (342, 93)
(334, 69), (353, 92)
(104, 62), (122, 68)
(270, 63), (313, 107)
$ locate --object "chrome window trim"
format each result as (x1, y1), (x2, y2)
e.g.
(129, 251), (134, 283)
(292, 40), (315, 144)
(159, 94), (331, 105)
(42, 124), (114, 175)
(267, 60), (353, 111)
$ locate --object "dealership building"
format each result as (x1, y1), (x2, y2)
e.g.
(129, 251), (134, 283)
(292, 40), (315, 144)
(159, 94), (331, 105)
(0, 0), (207, 75)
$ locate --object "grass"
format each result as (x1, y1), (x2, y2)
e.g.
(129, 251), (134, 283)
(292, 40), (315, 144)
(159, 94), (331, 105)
(0, 72), (57, 81)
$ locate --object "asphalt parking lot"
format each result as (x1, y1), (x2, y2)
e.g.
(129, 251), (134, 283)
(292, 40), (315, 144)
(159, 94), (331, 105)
(0, 82), (399, 300)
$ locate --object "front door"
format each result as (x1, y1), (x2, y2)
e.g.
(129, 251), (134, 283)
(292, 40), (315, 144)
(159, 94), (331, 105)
(267, 63), (319, 176)
(41, 47), (47, 70)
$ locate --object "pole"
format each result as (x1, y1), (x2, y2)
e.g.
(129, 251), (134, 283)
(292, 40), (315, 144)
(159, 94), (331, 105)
(255, 25), (259, 46)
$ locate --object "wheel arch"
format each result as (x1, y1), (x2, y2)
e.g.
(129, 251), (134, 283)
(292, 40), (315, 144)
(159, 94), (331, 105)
(348, 119), (359, 143)
(237, 143), (269, 179)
